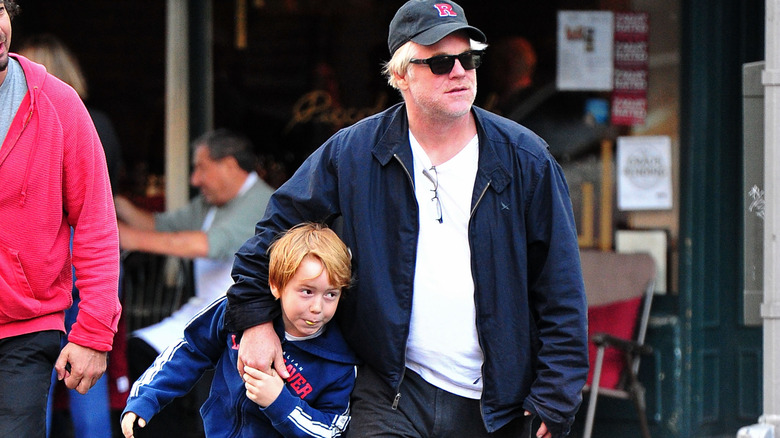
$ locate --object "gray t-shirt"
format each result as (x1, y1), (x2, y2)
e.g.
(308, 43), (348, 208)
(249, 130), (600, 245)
(154, 172), (275, 260)
(0, 58), (28, 148)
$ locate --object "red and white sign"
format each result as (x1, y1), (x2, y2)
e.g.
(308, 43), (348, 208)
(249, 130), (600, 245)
(611, 12), (649, 126)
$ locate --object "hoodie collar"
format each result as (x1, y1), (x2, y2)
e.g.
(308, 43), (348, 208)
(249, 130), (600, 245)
(10, 53), (47, 106)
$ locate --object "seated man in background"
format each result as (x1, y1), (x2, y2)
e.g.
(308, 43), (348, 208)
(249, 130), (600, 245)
(115, 128), (275, 437)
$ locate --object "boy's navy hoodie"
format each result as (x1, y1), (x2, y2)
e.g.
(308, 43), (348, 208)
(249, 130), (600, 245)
(123, 296), (359, 438)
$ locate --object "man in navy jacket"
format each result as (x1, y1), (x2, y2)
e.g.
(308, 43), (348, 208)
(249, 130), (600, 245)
(226, 1), (588, 436)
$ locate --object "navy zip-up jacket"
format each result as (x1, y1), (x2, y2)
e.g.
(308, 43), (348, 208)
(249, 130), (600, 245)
(124, 297), (359, 437)
(226, 103), (588, 437)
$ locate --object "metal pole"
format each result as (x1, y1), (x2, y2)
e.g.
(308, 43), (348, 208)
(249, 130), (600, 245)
(763, 0), (780, 430)
(165, 0), (190, 211)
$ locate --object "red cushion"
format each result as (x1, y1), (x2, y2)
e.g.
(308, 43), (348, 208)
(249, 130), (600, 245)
(586, 297), (642, 389)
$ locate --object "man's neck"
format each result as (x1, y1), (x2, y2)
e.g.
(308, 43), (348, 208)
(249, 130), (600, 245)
(220, 171), (253, 206)
(0, 52), (11, 86)
(0, 63), (8, 87)
(408, 111), (477, 166)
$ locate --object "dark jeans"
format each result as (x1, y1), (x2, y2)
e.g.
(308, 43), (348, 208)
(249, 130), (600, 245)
(348, 366), (537, 438)
(0, 330), (62, 438)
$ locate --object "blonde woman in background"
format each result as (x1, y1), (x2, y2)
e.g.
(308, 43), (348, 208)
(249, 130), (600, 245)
(18, 34), (122, 189)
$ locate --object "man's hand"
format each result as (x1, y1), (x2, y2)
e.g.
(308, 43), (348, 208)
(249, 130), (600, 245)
(237, 322), (289, 379)
(55, 342), (108, 395)
(536, 422), (550, 438)
(525, 410), (551, 438)
(243, 366), (285, 407)
(120, 412), (146, 438)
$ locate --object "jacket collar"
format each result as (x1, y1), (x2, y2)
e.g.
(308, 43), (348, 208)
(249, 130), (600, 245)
(371, 103), (411, 167)
(276, 317), (360, 365)
(372, 103), (511, 193)
(472, 107), (511, 193)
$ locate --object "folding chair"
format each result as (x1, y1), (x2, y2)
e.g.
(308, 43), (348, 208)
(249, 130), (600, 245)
(580, 249), (656, 438)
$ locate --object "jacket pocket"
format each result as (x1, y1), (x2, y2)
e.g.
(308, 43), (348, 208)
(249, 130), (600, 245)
(201, 393), (236, 437)
(0, 245), (41, 322)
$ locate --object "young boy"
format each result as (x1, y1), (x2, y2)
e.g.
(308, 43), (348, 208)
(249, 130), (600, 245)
(121, 223), (358, 438)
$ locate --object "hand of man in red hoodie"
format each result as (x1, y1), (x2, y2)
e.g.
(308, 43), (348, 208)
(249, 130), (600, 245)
(55, 342), (108, 395)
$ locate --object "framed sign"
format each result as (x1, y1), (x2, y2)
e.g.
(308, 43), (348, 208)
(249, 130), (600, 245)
(617, 136), (673, 211)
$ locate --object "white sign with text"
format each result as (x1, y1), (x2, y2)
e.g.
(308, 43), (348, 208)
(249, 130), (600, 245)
(557, 11), (614, 91)
(617, 136), (673, 210)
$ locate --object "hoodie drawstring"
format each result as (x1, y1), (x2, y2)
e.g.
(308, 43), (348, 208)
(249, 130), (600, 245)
(19, 86), (38, 206)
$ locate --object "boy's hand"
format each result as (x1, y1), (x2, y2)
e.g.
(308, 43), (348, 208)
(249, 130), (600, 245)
(120, 412), (146, 438)
(243, 365), (285, 407)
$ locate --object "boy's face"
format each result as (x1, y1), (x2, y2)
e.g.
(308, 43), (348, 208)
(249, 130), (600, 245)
(271, 255), (341, 337)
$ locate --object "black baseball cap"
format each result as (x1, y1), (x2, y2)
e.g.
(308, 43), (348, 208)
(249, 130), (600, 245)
(388, 0), (486, 55)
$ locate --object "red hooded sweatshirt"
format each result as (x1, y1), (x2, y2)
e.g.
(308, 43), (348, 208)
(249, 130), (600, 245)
(0, 54), (120, 351)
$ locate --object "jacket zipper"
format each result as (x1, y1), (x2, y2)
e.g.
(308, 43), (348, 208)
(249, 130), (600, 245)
(470, 181), (491, 219)
(232, 396), (248, 437)
(394, 153), (415, 188)
(470, 179), (491, 424)
(391, 153), (416, 410)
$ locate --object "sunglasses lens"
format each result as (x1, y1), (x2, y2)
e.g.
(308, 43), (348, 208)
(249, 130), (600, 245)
(460, 52), (482, 70)
(429, 57), (456, 75)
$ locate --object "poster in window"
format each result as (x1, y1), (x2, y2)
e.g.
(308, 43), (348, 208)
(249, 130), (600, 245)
(617, 136), (673, 210)
(556, 11), (614, 91)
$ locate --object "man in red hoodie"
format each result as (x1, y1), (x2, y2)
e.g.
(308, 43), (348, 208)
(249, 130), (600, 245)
(0, 2), (121, 436)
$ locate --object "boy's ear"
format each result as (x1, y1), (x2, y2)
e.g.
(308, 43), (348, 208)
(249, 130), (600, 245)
(269, 283), (281, 299)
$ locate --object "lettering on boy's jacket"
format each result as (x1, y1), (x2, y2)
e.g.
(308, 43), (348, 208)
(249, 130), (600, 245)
(285, 353), (314, 399)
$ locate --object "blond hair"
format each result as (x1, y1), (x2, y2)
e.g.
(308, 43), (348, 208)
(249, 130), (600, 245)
(18, 34), (89, 99)
(268, 223), (352, 294)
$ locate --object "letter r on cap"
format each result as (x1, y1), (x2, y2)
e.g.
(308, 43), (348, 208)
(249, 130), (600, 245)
(434, 3), (457, 16)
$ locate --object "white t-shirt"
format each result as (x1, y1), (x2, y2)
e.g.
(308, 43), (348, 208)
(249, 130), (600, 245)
(405, 131), (484, 399)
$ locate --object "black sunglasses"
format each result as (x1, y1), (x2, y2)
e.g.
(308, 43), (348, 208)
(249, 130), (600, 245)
(409, 50), (484, 75)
